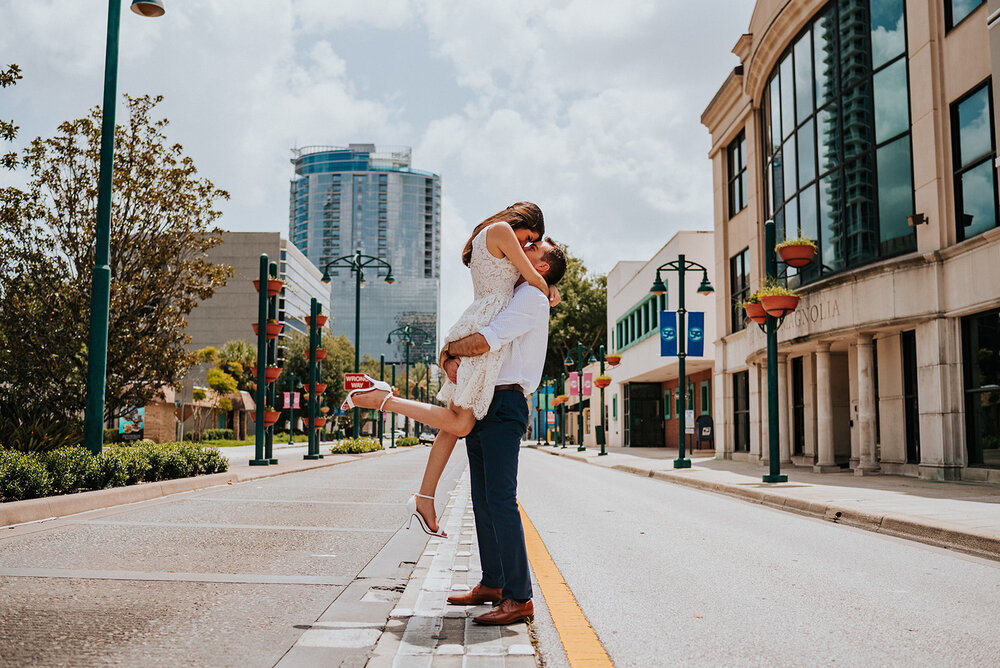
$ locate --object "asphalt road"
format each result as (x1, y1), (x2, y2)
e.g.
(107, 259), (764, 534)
(516, 448), (1000, 667)
(0, 447), (463, 667)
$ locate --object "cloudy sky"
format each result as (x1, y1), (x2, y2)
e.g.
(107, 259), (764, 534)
(3, 0), (753, 330)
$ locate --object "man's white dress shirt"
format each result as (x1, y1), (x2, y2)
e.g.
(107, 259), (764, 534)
(478, 281), (550, 395)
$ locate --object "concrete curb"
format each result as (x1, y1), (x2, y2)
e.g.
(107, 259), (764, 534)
(0, 445), (412, 528)
(530, 446), (1000, 562)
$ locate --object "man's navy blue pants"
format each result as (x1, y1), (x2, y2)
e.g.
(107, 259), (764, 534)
(464, 389), (532, 602)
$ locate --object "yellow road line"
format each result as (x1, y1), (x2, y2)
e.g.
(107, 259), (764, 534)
(520, 505), (615, 667)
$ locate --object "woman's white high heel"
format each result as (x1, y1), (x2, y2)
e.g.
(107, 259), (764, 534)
(341, 375), (393, 410)
(406, 493), (447, 537)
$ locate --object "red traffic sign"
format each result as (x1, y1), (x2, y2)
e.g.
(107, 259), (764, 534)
(344, 373), (372, 391)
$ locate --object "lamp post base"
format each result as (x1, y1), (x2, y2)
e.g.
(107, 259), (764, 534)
(598, 451), (608, 456)
(249, 459), (270, 466)
(762, 474), (788, 483)
(304, 453), (323, 460)
(577, 445), (586, 452)
(268, 458), (278, 465)
(673, 458), (691, 469)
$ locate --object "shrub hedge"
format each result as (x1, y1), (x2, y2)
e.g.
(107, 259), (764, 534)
(0, 442), (229, 502)
(395, 436), (420, 447)
(329, 437), (384, 455)
(201, 429), (234, 441)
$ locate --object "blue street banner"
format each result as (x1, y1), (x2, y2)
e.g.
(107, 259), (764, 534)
(687, 311), (705, 357)
(660, 311), (678, 357)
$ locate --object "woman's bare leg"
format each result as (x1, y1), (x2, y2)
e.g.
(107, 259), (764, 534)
(349, 390), (477, 436)
(415, 428), (460, 533)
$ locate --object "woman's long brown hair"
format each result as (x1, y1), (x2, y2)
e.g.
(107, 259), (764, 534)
(461, 201), (545, 267)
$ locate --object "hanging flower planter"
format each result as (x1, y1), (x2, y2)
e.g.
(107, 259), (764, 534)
(304, 348), (327, 362)
(775, 238), (818, 268)
(594, 375), (612, 389)
(392, 387), (401, 397)
(251, 321), (284, 339)
(605, 354), (622, 366)
(554, 394), (569, 405)
(758, 286), (801, 318)
(313, 383), (328, 394)
(259, 409), (280, 427)
(252, 278), (284, 296)
(305, 315), (328, 328)
(744, 302), (768, 324)
(320, 406), (330, 414)
(253, 366), (281, 384)
(307, 417), (327, 429)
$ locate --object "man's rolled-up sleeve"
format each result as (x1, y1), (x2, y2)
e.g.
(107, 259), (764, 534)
(479, 289), (549, 352)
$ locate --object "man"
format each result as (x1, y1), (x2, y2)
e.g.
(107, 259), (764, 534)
(355, 237), (566, 625)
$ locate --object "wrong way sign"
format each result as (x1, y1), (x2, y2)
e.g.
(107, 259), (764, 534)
(344, 373), (372, 391)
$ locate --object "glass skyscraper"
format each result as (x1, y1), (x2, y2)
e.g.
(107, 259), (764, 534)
(289, 144), (440, 365)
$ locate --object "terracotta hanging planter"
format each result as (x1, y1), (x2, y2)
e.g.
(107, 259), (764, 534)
(253, 366), (281, 384)
(251, 322), (284, 339)
(594, 375), (612, 389)
(744, 302), (768, 325)
(760, 294), (800, 318)
(304, 348), (327, 362)
(252, 279), (284, 296)
(392, 388), (401, 397)
(305, 315), (328, 328)
(313, 383), (328, 394)
(605, 354), (622, 366)
(307, 417), (327, 429)
(260, 409), (280, 427)
(320, 406), (330, 414)
(775, 238), (818, 268)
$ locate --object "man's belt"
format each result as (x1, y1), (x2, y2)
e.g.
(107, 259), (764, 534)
(495, 384), (522, 392)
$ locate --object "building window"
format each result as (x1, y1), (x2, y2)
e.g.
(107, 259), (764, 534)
(728, 131), (748, 217)
(762, 0), (915, 287)
(730, 248), (750, 333)
(962, 309), (1000, 469)
(700, 380), (711, 415)
(792, 357), (805, 456)
(733, 371), (750, 452)
(664, 390), (672, 419)
(951, 80), (998, 241)
(945, 0), (984, 30)
(901, 329), (920, 464)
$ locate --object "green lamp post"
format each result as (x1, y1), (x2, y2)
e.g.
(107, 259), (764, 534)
(83, 0), (166, 455)
(559, 372), (567, 449)
(321, 250), (394, 438)
(649, 254), (714, 468)
(564, 343), (598, 452)
(386, 324), (431, 437)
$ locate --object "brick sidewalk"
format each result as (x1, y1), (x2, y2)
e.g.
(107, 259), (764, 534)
(530, 443), (1000, 561)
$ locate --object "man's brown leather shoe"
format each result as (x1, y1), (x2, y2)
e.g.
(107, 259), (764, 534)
(473, 598), (533, 625)
(447, 583), (503, 606)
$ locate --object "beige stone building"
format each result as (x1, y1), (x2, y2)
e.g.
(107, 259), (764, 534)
(703, 0), (1000, 481)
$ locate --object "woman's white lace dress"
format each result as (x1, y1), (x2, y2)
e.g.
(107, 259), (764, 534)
(436, 227), (521, 419)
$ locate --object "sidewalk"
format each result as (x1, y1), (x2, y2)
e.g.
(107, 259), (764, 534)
(0, 440), (408, 528)
(529, 443), (1000, 561)
(365, 472), (539, 667)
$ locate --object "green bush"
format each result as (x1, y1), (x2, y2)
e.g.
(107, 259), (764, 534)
(105, 446), (153, 485)
(44, 446), (101, 493)
(202, 429), (233, 441)
(396, 436), (420, 447)
(197, 447), (228, 474)
(329, 437), (384, 455)
(183, 432), (202, 442)
(0, 449), (53, 501)
(0, 404), (84, 454)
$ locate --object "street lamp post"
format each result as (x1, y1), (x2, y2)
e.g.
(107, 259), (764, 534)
(760, 219), (792, 483)
(597, 346), (608, 456)
(287, 373), (298, 446)
(83, 0), (166, 455)
(386, 324), (430, 437)
(649, 253), (714, 469)
(559, 372), (567, 449)
(564, 343), (597, 452)
(321, 250), (394, 439)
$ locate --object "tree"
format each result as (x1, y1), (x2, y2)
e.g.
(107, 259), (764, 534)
(1, 64), (22, 169)
(0, 94), (231, 427)
(544, 246), (608, 380)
